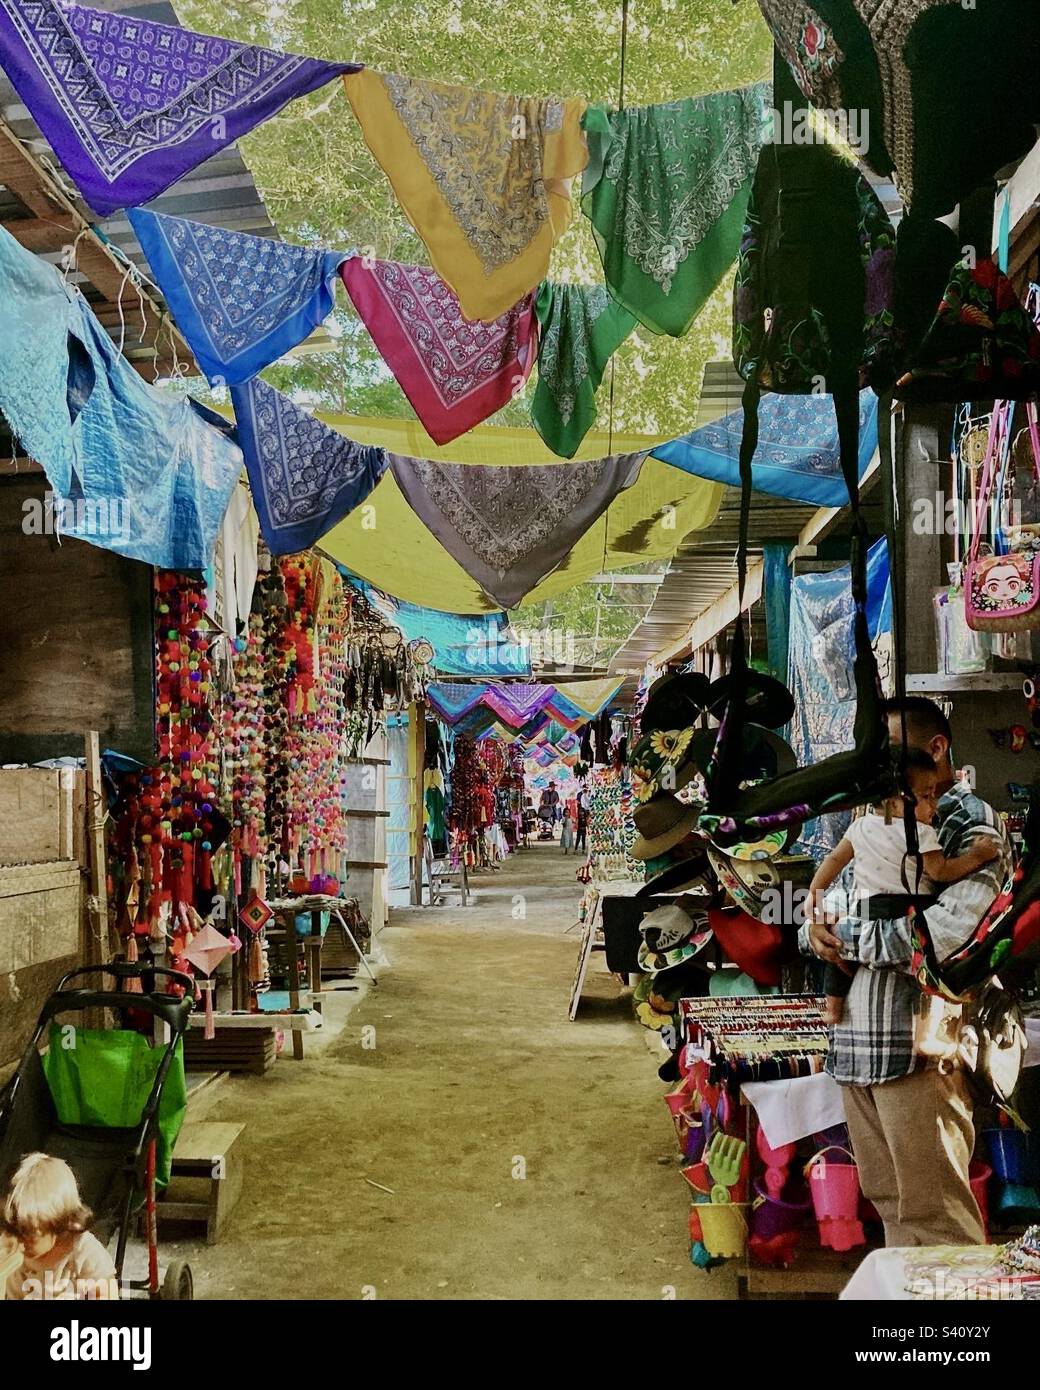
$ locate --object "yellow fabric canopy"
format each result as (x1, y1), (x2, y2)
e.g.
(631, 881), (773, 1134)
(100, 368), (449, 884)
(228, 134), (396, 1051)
(315, 413), (722, 613)
(551, 677), (623, 715)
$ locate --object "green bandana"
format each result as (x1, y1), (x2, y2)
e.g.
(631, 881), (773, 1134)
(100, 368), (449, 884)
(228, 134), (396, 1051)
(530, 282), (637, 457)
(581, 84), (771, 337)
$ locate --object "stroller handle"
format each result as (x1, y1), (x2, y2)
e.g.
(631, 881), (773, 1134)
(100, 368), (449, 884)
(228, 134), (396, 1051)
(47, 964), (195, 1034)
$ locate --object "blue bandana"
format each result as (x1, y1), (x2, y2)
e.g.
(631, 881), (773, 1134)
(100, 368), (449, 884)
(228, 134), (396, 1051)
(654, 389), (879, 507)
(230, 377), (387, 555)
(129, 209), (345, 386)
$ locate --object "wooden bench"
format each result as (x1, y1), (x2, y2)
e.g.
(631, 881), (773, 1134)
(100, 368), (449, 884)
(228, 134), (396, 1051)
(157, 1121), (245, 1246)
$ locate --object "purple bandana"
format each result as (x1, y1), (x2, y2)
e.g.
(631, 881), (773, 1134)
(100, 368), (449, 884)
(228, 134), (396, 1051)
(0, 0), (359, 215)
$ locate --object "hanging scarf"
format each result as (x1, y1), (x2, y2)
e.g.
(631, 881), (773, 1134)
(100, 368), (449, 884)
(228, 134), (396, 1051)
(230, 377), (388, 555)
(0, 0), (358, 216)
(530, 283), (637, 458)
(482, 683), (555, 727)
(61, 298), (242, 570)
(343, 69), (587, 321)
(653, 388), (879, 507)
(0, 223), (81, 495)
(581, 83), (770, 337)
(388, 450), (647, 609)
(128, 210), (344, 386)
(340, 257), (537, 444)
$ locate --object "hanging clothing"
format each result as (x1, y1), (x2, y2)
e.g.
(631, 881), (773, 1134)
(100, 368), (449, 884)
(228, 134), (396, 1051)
(530, 282), (637, 458)
(343, 69), (587, 321)
(581, 83), (770, 337)
(205, 484), (260, 635)
(340, 257), (536, 444)
(230, 377), (388, 555)
(129, 210), (345, 386)
(387, 450), (647, 608)
(0, 223), (81, 496)
(0, 0), (358, 216)
(59, 298), (242, 570)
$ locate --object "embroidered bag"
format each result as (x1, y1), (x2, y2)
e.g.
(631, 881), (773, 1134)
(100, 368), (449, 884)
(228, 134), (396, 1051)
(965, 406), (1040, 633)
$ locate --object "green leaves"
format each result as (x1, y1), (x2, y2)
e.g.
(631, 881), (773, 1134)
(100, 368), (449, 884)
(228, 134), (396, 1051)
(177, 0), (770, 436)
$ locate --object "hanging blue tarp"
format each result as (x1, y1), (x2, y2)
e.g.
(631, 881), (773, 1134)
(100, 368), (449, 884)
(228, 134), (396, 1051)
(788, 537), (892, 859)
(653, 389), (879, 507)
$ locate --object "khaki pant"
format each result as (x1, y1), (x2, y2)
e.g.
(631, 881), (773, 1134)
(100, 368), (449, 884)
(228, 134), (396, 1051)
(841, 1066), (985, 1247)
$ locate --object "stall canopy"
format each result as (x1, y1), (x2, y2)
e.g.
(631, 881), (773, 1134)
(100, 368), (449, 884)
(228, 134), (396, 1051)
(317, 416), (722, 613)
(427, 677), (622, 733)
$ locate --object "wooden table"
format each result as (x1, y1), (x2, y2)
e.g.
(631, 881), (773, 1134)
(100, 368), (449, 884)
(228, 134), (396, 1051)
(267, 895), (376, 1058)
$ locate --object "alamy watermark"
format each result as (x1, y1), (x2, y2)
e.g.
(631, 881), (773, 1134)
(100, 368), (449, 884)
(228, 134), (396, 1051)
(22, 491), (132, 542)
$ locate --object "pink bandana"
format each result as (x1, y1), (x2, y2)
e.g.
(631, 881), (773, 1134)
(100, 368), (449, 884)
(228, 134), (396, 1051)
(341, 257), (536, 445)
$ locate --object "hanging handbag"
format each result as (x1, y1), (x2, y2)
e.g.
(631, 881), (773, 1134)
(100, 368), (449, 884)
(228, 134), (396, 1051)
(965, 405), (1040, 633)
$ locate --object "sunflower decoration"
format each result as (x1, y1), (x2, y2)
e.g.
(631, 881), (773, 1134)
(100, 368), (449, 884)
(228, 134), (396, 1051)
(649, 727), (693, 763)
(631, 764), (658, 802)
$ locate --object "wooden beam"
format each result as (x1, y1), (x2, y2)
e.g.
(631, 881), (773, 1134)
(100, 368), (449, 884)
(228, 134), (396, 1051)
(0, 119), (191, 377)
(792, 447), (881, 556)
(650, 559), (765, 665)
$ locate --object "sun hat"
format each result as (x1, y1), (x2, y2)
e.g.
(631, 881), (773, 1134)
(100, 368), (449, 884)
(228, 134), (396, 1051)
(631, 794), (702, 860)
(640, 671), (710, 734)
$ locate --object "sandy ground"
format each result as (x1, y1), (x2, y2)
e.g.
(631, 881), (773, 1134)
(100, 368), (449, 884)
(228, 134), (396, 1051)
(173, 842), (738, 1300)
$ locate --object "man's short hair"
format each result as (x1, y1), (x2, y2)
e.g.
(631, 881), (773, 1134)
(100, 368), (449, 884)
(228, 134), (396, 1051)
(881, 696), (953, 747)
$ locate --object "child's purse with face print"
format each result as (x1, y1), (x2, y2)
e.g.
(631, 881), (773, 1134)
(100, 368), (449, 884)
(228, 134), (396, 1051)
(965, 550), (1040, 632)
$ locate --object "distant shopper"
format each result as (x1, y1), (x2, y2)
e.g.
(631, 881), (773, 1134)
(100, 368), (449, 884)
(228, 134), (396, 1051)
(561, 810), (575, 854)
(575, 788), (589, 855)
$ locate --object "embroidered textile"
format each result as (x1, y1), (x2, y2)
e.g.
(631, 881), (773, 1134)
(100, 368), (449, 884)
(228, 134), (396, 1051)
(387, 450), (647, 608)
(230, 377), (387, 555)
(129, 210), (344, 385)
(340, 257), (536, 444)
(343, 69), (587, 321)
(531, 282), (637, 458)
(581, 83), (770, 337)
(0, 0), (357, 214)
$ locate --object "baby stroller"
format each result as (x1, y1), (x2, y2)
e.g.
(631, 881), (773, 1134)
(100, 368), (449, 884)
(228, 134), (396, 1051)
(0, 961), (195, 1300)
(537, 806), (556, 840)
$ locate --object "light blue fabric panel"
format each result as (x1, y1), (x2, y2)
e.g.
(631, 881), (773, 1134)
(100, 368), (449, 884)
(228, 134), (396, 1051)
(654, 388), (878, 507)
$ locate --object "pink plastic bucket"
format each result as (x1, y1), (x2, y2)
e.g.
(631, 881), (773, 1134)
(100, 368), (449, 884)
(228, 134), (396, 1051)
(969, 1160), (992, 1244)
(806, 1145), (866, 1252)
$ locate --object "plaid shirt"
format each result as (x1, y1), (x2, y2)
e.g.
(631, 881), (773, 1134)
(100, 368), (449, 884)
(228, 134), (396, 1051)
(798, 783), (1010, 1086)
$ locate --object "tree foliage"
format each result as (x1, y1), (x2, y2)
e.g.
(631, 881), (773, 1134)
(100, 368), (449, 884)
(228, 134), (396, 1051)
(178, 0), (771, 433)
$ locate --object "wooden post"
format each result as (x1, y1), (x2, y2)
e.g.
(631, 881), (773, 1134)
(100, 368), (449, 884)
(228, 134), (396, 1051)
(83, 731), (109, 1028)
(895, 403), (956, 675)
(409, 701), (426, 907)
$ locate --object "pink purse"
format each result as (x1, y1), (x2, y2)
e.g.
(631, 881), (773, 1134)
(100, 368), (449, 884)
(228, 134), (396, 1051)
(965, 404), (1040, 633)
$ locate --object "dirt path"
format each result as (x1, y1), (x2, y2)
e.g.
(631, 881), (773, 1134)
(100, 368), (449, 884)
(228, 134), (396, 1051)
(177, 844), (737, 1300)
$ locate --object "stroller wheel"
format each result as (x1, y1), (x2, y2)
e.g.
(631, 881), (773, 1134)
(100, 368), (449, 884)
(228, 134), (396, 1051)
(161, 1260), (194, 1301)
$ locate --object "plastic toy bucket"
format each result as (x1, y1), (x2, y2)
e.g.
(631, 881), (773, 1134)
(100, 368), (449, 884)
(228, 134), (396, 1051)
(696, 1201), (747, 1259)
(969, 1161), (992, 1244)
(984, 1128), (1040, 1185)
(806, 1146), (865, 1251)
(751, 1179), (812, 1242)
(684, 1121), (706, 1163)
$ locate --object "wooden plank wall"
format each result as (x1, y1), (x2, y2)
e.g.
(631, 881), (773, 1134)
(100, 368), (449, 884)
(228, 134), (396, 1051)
(0, 475), (155, 763)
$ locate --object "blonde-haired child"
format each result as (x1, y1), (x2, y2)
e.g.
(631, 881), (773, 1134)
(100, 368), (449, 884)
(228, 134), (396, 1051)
(2, 1153), (117, 1300)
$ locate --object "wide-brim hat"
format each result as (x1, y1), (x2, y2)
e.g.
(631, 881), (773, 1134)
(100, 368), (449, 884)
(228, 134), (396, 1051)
(638, 934), (713, 975)
(640, 671), (710, 734)
(688, 725), (797, 787)
(704, 671), (795, 731)
(631, 794), (703, 860)
(637, 849), (713, 897)
(707, 906), (789, 988)
(630, 725), (700, 802)
(639, 903), (702, 953)
(707, 848), (816, 924)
